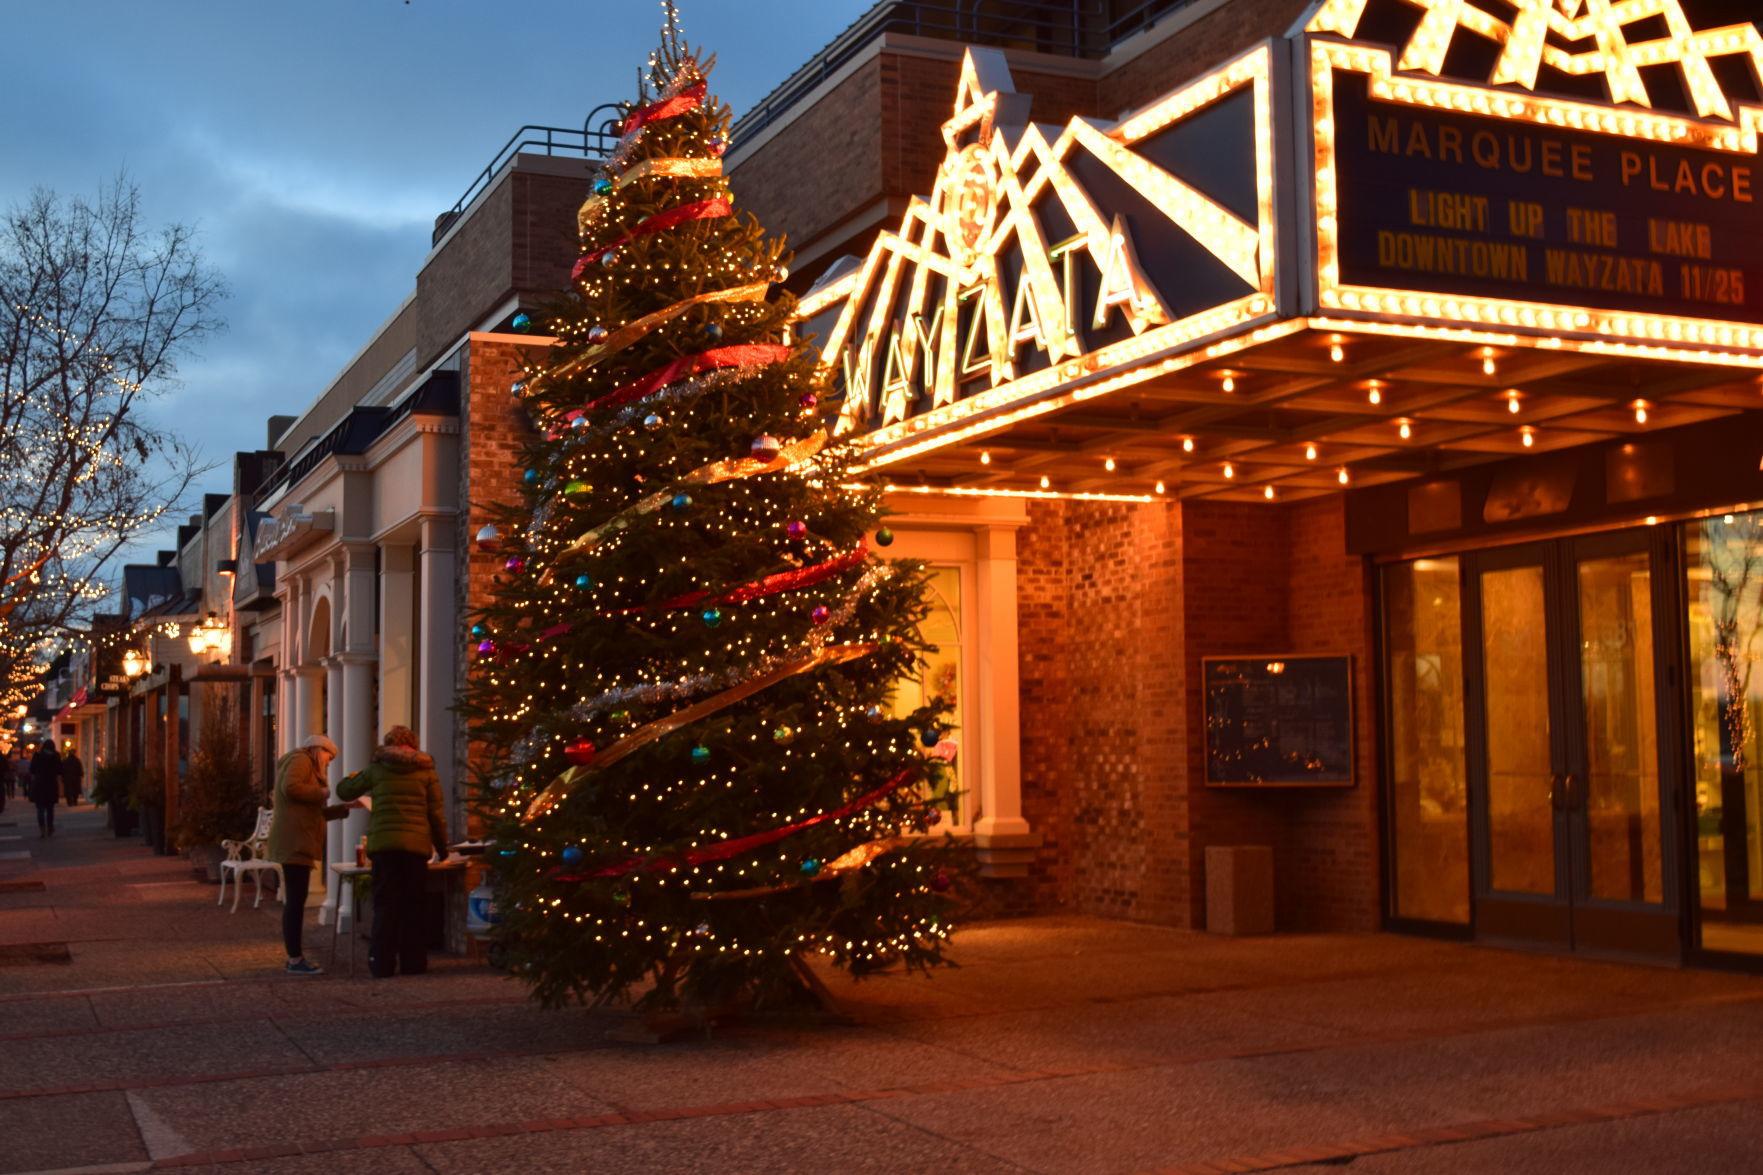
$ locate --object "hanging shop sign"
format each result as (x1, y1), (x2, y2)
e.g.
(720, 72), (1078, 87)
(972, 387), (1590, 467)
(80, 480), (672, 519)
(252, 506), (335, 563)
(1308, 0), (1763, 353)
(796, 45), (1282, 468)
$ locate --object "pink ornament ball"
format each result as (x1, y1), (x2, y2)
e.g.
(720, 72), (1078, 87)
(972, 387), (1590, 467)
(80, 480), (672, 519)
(786, 520), (807, 540)
(476, 639), (497, 656)
(504, 555), (526, 574)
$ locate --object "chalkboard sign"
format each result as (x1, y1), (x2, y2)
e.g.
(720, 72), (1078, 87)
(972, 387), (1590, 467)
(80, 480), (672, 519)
(1204, 656), (1354, 787)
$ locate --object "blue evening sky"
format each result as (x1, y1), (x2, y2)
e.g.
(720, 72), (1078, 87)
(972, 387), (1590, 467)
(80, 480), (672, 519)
(0, 0), (871, 563)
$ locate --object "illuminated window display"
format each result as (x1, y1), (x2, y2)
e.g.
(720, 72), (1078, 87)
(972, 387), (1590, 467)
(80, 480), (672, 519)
(890, 566), (966, 829)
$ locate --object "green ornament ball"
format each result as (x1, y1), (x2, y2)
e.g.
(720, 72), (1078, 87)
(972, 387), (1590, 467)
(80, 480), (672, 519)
(772, 725), (796, 746)
(875, 527), (895, 547)
(690, 744), (711, 765)
(702, 607), (723, 628)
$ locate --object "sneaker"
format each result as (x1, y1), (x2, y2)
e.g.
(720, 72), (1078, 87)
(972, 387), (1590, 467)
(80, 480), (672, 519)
(285, 958), (324, 976)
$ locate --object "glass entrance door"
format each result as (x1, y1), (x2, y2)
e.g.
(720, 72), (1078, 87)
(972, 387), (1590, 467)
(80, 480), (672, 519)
(1464, 534), (1680, 957)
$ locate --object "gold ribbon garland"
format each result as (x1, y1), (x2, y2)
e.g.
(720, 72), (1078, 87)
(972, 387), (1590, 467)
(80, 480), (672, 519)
(541, 432), (828, 573)
(577, 156), (726, 237)
(523, 642), (880, 822)
(522, 281), (769, 396)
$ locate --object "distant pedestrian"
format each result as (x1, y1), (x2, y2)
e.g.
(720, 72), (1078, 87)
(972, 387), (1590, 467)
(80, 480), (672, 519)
(266, 735), (352, 976)
(60, 749), (84, 807)
(28, 741), (61, 838)
(337, 726), (450, 979)
(0, 753), (11, 806)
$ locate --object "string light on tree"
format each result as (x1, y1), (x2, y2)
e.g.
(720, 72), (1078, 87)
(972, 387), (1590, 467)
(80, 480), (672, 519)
(458, 4), (962, 1015)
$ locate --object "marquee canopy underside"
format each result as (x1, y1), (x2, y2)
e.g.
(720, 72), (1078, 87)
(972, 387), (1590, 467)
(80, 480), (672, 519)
(869, 322), (1763, 503)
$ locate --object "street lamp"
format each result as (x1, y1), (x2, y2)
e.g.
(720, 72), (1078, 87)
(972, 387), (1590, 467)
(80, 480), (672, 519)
(187, 612), (232, 662)
(122, 647), (148, 679)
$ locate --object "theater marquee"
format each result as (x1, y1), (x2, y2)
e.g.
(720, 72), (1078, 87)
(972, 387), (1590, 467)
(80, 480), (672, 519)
(798, 0), (1763, 470)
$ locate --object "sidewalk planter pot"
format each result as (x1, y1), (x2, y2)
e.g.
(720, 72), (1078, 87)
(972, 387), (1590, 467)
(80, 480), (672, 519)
(188, 843), (224, 883)
(141, 804), (164, 852)
(109, 798), (138, 838)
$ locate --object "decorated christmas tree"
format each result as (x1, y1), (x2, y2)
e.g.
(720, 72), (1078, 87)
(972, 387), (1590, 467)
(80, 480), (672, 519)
(462, 4), (962, 1013)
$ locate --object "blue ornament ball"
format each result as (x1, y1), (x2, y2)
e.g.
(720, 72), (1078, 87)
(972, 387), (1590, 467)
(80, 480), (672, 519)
(574, 574), (595, 590)
(670, 492), (692, 513)
(702, 607), (723, 628)
(522, 468), (539, 486)
(919, 728), (941, 748)
(470, 624), (487, 639)
(497, 848), (518, 860)
(702, 322), (724, 344)
(511, 312), (533, 332)
(560, 846), (585, 866)
(690, 744), (711, 765)
(800, 858), (822, 877)
(593, 176), (614, 196)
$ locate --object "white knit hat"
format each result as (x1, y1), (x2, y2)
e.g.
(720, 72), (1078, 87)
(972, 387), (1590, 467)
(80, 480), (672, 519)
(302, 734), (339, 756)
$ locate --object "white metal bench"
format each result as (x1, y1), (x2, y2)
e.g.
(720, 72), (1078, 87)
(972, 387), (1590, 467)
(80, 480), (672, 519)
(218, 808), (284, 912)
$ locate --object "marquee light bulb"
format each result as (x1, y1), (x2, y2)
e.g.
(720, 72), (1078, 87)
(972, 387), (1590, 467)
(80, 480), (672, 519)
(1329, 341), (1345, 363)
(1182, 436), (1195, 453)
(1398, 420), (1412, 439)
(1481, 349), (1498, 377)
(1104, 457), (1117, 472)
(1263, 484), (1276, 500)
(1154, 480), (1166, 494)
(979, 450), (991, 465)
(1223, 462), (1235, 479)
(1039, 475), (1050, 489)
(1304, 443), (1318, 461)
(1221, 373), (1236, 393)
(1367, 383), (1382, 405)
(1632, 401), (1649, 424)
(1521, 426), (1535, 448)
(1337, 466), (1350, 485)
(1507, 391), (1521, 414)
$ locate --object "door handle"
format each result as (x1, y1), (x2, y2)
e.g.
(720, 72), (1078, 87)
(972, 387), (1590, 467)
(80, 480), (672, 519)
(1562, 772), (1580, 812)
(1550, 773), (1565, 811)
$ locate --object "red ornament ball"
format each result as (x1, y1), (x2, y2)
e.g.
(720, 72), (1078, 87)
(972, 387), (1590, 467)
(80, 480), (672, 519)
(563, 737), (596, 767)
(503, 555), (526, 574)
(474, 523), (501, 552)
(810, 605), (831, 626)
(931, 869), (952, 893)
(786, 520), (807, 540)
(475, 639), (496, 657)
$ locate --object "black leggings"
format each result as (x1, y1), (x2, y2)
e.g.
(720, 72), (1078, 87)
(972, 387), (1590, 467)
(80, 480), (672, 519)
(282, 864), (312, 959)
(34, 804), (53, 834)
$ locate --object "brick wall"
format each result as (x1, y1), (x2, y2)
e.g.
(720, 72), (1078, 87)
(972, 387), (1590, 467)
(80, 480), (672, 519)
(456, 334), (545, 840)
(1015, 494), (1383, 932)
(1098, 0), (1313, 116)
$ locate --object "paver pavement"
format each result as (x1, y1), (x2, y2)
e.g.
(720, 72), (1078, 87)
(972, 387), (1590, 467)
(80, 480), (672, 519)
(1, 803), (1760, 1173)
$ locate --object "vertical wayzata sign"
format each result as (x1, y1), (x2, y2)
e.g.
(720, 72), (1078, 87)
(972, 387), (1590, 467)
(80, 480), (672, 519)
(797, 47), (1281, 469)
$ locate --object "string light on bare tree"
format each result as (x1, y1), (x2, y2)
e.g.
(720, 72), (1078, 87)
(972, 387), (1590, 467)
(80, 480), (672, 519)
(0, 177), (226, 713)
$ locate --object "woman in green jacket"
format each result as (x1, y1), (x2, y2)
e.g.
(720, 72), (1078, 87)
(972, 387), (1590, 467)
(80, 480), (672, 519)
(337, 726), (450, 978)
(266, 735), (351, 975)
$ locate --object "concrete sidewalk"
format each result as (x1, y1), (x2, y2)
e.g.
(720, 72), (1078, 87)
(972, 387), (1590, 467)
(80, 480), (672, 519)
(2, 803), (1760, 1174)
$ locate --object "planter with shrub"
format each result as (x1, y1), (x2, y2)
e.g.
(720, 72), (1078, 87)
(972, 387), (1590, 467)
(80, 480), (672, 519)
(90, 764), (138, 837)
(173, 695), (257, 883)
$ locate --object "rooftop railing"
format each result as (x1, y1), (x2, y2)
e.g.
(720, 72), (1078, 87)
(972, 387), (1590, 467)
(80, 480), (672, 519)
(439, 102), (627, 231)
(731, 0), (1208, 145)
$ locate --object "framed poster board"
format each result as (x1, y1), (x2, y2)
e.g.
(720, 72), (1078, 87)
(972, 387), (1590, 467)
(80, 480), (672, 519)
(1204, 655), (1354, 787)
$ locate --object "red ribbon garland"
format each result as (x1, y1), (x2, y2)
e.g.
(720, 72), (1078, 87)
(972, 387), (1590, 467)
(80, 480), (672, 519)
(620, 81), (707, 135)
(638, 546), (867, 612)
(571, 197), (732, 280)
(553, 767), (916, 881)
(491, 548), (865, 657)
(563, 343), (794, 418)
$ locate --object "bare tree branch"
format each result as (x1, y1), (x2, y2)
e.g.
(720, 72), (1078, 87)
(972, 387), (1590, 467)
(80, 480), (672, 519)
(0, 175), (227, 709)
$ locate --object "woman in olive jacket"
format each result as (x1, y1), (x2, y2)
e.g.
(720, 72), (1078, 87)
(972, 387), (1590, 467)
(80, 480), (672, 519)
(266, 735), (349, 975)
(337, 726), (449, 978)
